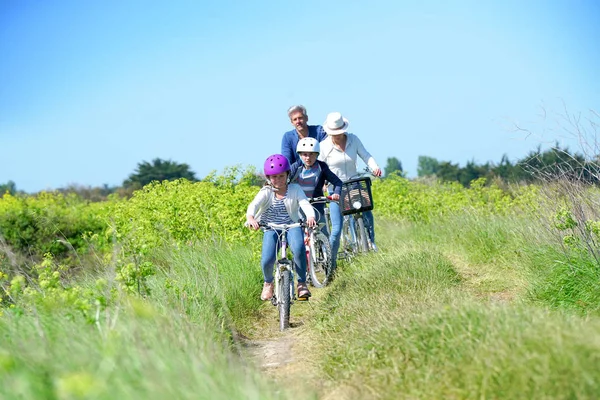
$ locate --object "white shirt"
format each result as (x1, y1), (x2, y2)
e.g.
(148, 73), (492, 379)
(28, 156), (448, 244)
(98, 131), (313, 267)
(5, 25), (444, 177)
(318, 133), (380, 181)
(246, 183), (315, 222)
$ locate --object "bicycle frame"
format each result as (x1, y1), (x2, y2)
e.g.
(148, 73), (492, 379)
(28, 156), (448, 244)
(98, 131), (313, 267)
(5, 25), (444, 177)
(261, 222), (302, 331)
(305, 196), (334, 287)
(342, 211), (374, 254)
(337, 171), (377, 255)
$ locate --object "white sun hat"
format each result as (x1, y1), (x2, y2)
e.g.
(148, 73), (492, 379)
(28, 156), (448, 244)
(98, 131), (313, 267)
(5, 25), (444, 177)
(322, 112), (349, 135)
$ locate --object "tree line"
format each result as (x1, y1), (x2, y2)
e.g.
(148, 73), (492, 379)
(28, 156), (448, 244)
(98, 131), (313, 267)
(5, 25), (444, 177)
(2, 144), (597, 200)
(413, 144), (598, 187)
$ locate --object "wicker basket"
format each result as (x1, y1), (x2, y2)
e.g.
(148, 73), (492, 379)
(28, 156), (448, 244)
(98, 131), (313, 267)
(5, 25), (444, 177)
(340, 177), (373, 215)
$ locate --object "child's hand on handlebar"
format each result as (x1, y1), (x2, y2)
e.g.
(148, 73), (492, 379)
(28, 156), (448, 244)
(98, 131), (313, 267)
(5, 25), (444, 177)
(330, 194), (340, 201)
(246, 216), (260, 230)
(307, 216), (317, 228)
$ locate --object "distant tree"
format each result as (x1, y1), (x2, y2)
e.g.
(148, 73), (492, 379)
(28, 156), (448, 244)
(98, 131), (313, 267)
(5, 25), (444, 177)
(384, 157), (403, 177)
(517, 144), (591, 183)
(0, 180), (16, 196)
(490, 154), (519, 181)
(417, 156), (440, 177)
(123, 158), (198, 189)
(436, 161), (460, 183)
(458, 159), (491, 187)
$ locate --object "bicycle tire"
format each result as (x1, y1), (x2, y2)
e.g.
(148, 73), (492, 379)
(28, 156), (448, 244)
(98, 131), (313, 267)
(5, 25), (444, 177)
(309, 231), (332, 287)
(279, 267), (292, 331)
(342, 216), (358, 255)
(356, 216), (369, 253)
(363, 217), (375, 252)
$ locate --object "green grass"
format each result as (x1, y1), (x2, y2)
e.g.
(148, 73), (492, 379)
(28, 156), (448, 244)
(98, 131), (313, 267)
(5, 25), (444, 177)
(304, 215), (600, 399)
(4, 210), (600, 399)
(0, 241), (287, 400)
(0, 303), (281, 400)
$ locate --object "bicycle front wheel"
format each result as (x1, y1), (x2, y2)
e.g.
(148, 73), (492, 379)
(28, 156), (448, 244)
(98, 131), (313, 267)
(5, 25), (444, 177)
(278, 268), (292, 331)
(342, 216), (358, 256)
(356, 216), (369, 253)
(309, 231), (333, 288)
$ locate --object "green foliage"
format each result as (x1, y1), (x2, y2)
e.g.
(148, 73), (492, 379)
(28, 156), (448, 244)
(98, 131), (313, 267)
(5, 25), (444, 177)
(1, 253), (112, 321)
(373, 174), (539, 223)
(123, 158), (198, 189)
(0, 191), (111, 259)
(108, 167), (261, 294)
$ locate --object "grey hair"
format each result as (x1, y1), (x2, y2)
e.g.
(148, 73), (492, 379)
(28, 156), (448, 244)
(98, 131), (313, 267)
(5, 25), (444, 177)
(287, 105), (308, 118)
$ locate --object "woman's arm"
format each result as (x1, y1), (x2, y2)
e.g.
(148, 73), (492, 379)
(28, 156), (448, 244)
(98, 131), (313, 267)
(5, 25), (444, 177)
(354, 134), (382, 176)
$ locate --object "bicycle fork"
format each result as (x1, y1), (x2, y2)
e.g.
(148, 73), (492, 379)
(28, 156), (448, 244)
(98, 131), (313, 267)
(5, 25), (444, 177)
(271, 258), (294, 306)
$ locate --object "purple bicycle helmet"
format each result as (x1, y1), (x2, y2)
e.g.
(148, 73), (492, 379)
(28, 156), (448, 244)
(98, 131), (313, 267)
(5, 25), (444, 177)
(263, 154), (290, 176)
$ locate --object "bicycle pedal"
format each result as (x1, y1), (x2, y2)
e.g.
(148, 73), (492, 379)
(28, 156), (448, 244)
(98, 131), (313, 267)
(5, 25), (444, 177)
(296, 297), (310, 302)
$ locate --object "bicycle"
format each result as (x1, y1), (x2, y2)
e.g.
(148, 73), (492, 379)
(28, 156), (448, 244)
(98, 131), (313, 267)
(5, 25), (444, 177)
(305, 196), (334, 288)
(258, 221), (305, 331)
(339, 173), (376, 254)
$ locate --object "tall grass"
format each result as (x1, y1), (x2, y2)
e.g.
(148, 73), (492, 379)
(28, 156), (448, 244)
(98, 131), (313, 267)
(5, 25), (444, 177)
(0, 241), (288, 400)
(4, 203), (600, 399)
(306, 215), (600, 399)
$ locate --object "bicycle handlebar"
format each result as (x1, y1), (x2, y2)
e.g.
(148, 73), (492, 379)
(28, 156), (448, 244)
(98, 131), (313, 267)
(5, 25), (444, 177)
(348, 167), (380, 180)
(258, 221), (303, 230)
(308, 195), (336, 204)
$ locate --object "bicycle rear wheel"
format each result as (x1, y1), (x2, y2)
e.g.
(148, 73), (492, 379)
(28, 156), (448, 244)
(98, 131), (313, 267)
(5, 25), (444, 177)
(278, 267), (292, 331)
(309, 230), (332, 288)
(356, 216), (369, 253)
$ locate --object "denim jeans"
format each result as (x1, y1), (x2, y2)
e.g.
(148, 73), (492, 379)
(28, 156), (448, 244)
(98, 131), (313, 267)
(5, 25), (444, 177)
(330, 203), (375, 263)
(328, 201), (343, 268)
(261, 226), (307, 283)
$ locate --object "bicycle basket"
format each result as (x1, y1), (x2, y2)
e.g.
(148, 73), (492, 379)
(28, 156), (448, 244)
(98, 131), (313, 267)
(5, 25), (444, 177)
(340, 177), (373, 215)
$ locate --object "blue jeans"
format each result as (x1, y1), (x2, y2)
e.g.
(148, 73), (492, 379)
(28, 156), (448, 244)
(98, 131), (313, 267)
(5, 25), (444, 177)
(261, 227), (307, 283)
(330, 203), (375, 263)
(327, 201), (343, 268)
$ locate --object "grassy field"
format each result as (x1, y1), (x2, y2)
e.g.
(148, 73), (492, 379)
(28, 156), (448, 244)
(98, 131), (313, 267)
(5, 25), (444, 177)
(302, 216), (600, 399)
(2, 208), (600, 399)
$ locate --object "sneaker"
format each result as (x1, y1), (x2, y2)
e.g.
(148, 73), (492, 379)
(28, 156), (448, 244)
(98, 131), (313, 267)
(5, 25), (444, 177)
(260, 282), (274, 301)
(297, 282), (311, 299)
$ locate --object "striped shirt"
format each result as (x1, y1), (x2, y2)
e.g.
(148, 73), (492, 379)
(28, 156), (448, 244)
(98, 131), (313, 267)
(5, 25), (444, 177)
(261, 195), (293, 226)
(297, 163), (322, 198)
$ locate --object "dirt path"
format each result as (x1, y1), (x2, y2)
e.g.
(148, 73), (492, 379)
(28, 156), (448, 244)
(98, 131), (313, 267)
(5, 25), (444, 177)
(238, 249), (521, 399)
(240, 289), (329, 397)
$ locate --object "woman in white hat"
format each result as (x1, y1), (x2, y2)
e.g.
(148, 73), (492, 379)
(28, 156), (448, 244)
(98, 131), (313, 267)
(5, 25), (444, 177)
(318, 112), (382, 262)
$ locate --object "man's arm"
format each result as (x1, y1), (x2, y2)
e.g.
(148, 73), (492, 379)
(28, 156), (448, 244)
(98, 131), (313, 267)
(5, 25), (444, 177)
(281, 132), (294, 164)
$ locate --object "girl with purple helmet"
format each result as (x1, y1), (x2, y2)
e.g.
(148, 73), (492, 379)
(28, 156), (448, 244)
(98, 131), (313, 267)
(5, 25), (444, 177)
(246, 154), (317, 301)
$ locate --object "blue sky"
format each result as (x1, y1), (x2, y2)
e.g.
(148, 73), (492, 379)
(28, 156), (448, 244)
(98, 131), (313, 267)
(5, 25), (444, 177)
(1, 0), (599, 193)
